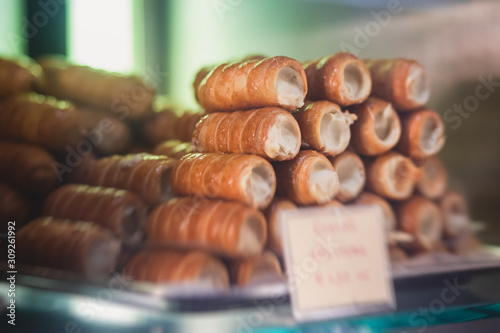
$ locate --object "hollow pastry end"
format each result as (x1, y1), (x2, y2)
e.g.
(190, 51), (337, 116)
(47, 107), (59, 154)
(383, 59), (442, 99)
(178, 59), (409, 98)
(276, 66), (306, 109)
(84, 238), (121, 278)
(308, 159), (339, 204)
(320, 111), (354, 156)
(406, 64), (430, 108)
(237, 214), (266, 257)
(264, 114), (301, 161)
(244, 163), (276, 209)
(342, 61), (371, 104)
(333, 154), (365, 202)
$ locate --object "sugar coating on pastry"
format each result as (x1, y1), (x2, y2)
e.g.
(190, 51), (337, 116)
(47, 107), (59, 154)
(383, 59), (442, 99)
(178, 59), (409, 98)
(85, 238), (121, 278)
(343, 62), (371, 102)
(264, 114), (301, 160)
(276, 66), (305, 108)
(237, 215), (265, 256)
(420, 116), (445, 156)
(309, 160), (339, 203)
(335, 156), (365, 200)
(407, 64), (430, 105)
(373, 104), (400, 146)
(320, 112), (353, 154)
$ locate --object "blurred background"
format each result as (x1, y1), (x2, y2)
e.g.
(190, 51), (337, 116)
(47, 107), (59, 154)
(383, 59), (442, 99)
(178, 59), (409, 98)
(0, 0), (499, 242)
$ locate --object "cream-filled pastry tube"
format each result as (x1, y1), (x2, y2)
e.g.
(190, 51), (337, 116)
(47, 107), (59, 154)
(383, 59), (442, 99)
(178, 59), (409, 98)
(328, 151), (365, 202)
(43, 184), (148, 245)
(439, 191), (470, 239)
(229, 251), (283, 286)
(263, 198), (297, 256)
(36, 55), (155, 119)
(304, 52), (371, 106)
(146, 197), (267, 258)
(0, 93), (84, 152)
(349, 97), (401, 156)
(274, 150), (339, 205)
(193, 107), (301, 161)
(416, 156), (448, 199)
(0, 56), (42, 97)
(397, 109), (446, 163)
(125, 250), (229, 289)
(17, 217), (121, 278)
(86, 154), (177, 207)
(0, 141), (58, 194)
(195, 56), (307, 112)
(364, 58), (430, 111)
(294, 101), (357, 157)
(365, 152), (422, 201)
(153, 140), (194, 160)
(395, 196), (443, 252)
(171, 153), (276, 209)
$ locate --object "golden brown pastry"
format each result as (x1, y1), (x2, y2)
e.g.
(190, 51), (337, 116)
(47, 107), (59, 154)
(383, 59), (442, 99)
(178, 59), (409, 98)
(328, 151), (365, 202)
(0, 141), (58, 194)
(142, 106), (204, 144)
(78, 106), (132, 155)
(17, 217), (121, 277)
(304, 52), (371, 106)
(58, 153), (97, 184)
(263, 198), (297, 256)
(86, 154), (177, 206)
(125, 249), (229, 289)
(365, 152), (422, 201)
(171, 153), (276, 209)
(194, 56), (307, 112)
(274, 150), (339, 205)
(146, 197), (267, 258)
(438, 191), (470, 239)
(349, 97), (401, 156)
(0, 93), (84, 152)
(397, 109), (446, 163)
(36, 55), (155, 119)
(395, 196), (443, 252)
(0, 183), (30, 232)
(416, 156), (448, 199)
(0, 56), (42, 97)
(294, 101), (357, 157)
(229, 251), (282, 286)
(43, 184), (148, 245)
(153, 140), (194, 159)
(192, 107), (301, 161)
(364, 58), (429, 111)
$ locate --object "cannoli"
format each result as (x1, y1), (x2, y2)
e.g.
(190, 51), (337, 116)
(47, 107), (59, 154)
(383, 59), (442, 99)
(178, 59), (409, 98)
(416, 156), (447, 199)
(263, 198), (297, 256)
(349, 97), (401, 156)
(294, 101), (357, 156)
(328, 151), (365, 202)
(229, 251), (283, 286)
(17, 217), (121, 278)
(397, 109), (446, 162)
(153, 140), (194, 159)
(43, 184), (148, 245)
(364, 58), (429, 111)
(146, 197), (267, 258)
(0, 141), (58, 194)
(192, 107), (301, 161)
(171, 153), (276, 209)
(0, 93), (84, 152)
(36, 55), (155, 119)
(304, 52), (371, 106)
(365, 152), (422, 201)
(86, 154), (177, 206)
(0, 183), (30, 232)
(438, 191), (470, 239)
(395, 196), (443, 252)
(0, 56), (42, 97)
(194, 56), (307, 112)
(274, 150), (339, 205)
(125, 249), (229, 289)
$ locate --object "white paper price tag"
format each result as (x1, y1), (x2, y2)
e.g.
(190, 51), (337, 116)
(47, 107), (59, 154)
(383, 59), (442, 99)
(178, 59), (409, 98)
(280, 205), (395, 322)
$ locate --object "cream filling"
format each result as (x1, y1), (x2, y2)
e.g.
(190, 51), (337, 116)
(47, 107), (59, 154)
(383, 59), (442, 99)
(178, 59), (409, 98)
(373, 104), (400, 146)
(418, 209), (442, 249)
(320, 112), (352, 154)
(264, 115), (301, 160)
(85, 238), (121, 278)
(335, 157), (365, 200)
(447, 214), (469, 234)
(246, 164), (275, 208)
(309, 162), (339, 203)
(407, 65), (430, 105)
(276, 66), (305, 108)
(121, 206), (144, 245)
(420, 117), (445, 155)
(343, 62), (371, 101)
(199, 263), (229, 290)
(237, 216), (265, 256)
